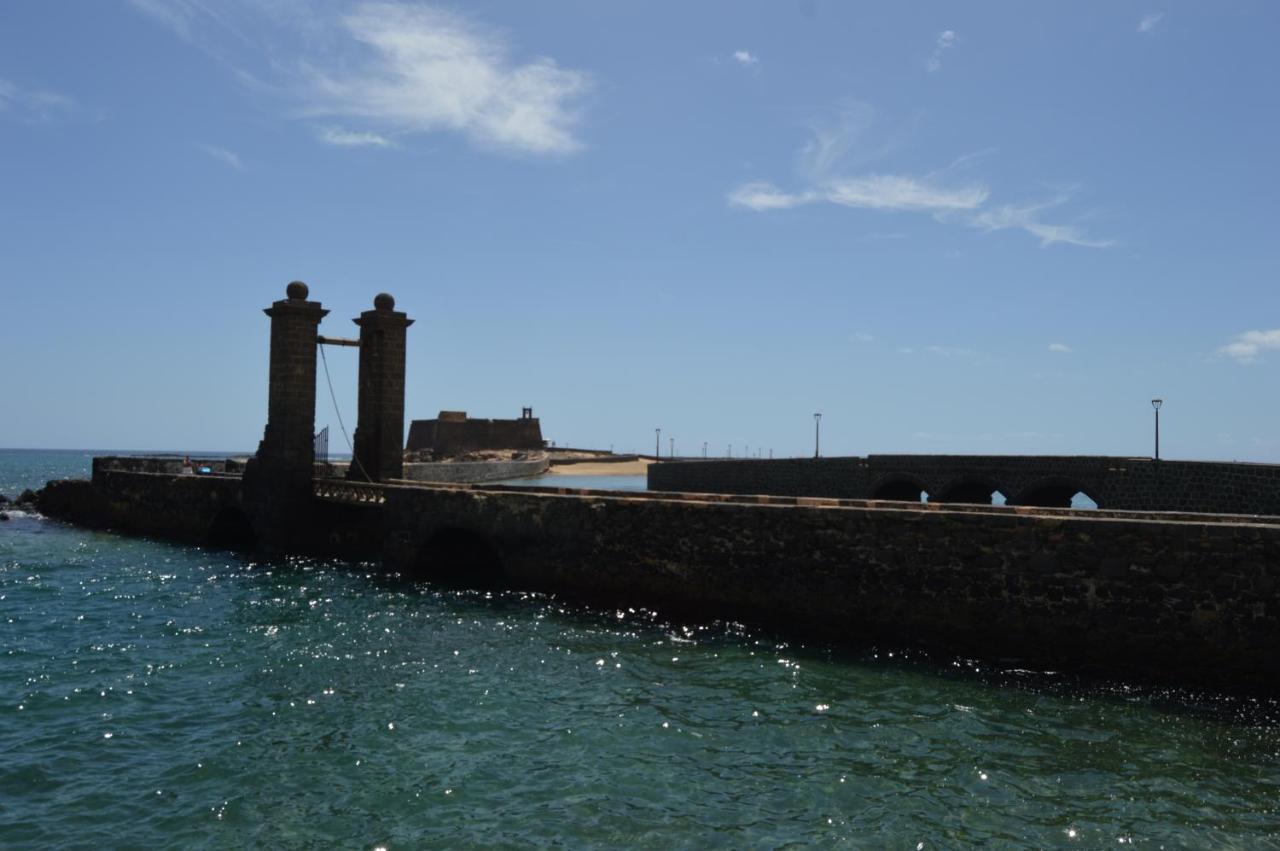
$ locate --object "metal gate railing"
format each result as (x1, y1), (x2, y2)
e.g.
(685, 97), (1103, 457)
(314, 426), (329, 466)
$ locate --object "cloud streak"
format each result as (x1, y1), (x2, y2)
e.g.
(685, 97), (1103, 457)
(927, 30), (957, 72)
(730, 112), (1111, 248)
(728, 175), (987, 215)
(733, 50), (758, 66)
(0, 78), (77, 123)
(969, 200), (1114, 248)
(1138, 13), (1164, 33)
(317, 126), (395, 147)
(1219, 329), (1280, 364)
(199, 143), (243, 169)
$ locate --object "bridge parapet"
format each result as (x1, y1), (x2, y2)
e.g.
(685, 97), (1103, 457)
(649, 455), (1280, 515)
(315, 480), (388, 505)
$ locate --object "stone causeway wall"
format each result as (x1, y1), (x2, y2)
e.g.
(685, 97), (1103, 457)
(377, 482), (1280, 692)
(400, 456), (550, 484)
(648, 455), (1280, 516)
(34, 464), (1280, 693)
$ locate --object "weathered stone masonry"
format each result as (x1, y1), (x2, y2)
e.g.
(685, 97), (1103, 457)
(37, 467), (1280, 693)
(241, 281), (328, 546)
(348, 292), (413, 483)
(649, 455), (1280, 516)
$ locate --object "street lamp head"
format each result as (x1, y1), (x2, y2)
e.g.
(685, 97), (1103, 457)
(1151, 399), (1163, 411)
(814, 412), (822, 420)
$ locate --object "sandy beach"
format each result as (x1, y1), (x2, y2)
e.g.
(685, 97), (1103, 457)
(547, 458), (653, 476)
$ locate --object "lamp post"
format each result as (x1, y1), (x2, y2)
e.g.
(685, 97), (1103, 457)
(655, 428), (660, 460)
(669, 437), (674, 458)
(1151, 399), (1163, 461)
(814, 412), (822, 458)
(702, 441), (707, 458)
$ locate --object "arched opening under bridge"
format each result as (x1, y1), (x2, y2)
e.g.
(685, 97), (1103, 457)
(1016, 482), (1100, 510)
(933, 479), (1004, 506)
(411, 526), (505, 588)
(205, 507), (257, 552)
(870, 476), (928, 503)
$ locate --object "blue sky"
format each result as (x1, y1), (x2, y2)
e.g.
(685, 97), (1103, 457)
(2, 1), (1278, 459)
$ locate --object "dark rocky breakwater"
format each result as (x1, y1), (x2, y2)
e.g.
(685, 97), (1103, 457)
(0, 489), (40, 521)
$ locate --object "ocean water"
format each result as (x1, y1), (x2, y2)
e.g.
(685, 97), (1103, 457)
(2, 450), (1278, 847)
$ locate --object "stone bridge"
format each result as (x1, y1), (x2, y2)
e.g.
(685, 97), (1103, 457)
(648, 455), (1280, 516)
(29, 284), (1280, 693)
(36, 465), (1280, 694)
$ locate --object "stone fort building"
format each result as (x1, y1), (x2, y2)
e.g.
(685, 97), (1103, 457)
(405, 408), (544, 456)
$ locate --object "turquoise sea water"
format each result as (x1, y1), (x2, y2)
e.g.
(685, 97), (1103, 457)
(2, 450), (1279, 847)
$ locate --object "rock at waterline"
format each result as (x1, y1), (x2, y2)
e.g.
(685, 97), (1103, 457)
(16, 489), (38, 507)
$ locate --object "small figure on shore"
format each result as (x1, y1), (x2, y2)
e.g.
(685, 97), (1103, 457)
(181, 455), (194, 476)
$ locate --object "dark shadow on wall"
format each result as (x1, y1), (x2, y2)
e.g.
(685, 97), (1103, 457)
(411, 527), (505, 588)
(1016, 481), (1101, 510)
(934, 479), (1003, 505)
(870, 476), (928, 503)
(206, 507), (257, 552)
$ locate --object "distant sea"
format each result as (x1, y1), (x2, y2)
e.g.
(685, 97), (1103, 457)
(2, 449), (1278, 846)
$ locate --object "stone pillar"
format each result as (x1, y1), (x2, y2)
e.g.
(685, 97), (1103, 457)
(255, 281), (329, 477)
(348, 292), (413, 482)
(242, 282), (328, 548)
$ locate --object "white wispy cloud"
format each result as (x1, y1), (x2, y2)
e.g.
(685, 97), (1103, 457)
(1048, 342), (1072, 353)
(729, 103), (1110, 248)
(798, 100), (879, 179)
(731, 172), (1108, 247)
(0, 78), (77, 123)
(733, 50), (758, 66)
(317, 126), (395, 147)
(968, 199), (1113, 248)
(727, 182), (815, 211)
(129, 0), (592, 157)
(728, 175), (985, 214)
(304, 3), (590, 155)
(852, 332), (875, 343)
(199, 143), (243, 169)
(826, 175), (987, 212)
(927, 29), (957, 72)
(1138, 12), (1165, 33)
(1218, 329), (1280, 364)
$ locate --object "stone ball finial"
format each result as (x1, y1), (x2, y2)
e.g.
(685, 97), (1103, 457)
(374, 292), (395, 311)
(286, 281), (309, 300)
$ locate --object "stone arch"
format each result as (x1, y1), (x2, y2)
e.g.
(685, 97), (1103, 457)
(869, 474), (928, 503)
(411, 526), (505, 587)
(1014, 478), (1101, 510)
(206, 507), (257, 551)
(934, 477), (1005, 505)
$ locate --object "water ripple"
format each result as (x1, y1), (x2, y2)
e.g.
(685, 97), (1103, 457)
(2, 502), (1279, 846)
